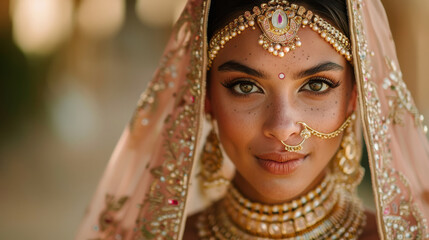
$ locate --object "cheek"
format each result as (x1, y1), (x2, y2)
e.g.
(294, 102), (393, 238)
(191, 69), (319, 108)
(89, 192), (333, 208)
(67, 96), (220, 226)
(302, 83), (352, 129)
(209, 85), (261, 159)
(306, 85), (352, 166)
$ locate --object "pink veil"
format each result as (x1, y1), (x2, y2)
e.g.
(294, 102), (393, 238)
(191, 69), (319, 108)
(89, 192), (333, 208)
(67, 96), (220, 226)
(75, 0), (429, 239)
(348, 0), (429, 238)
(75, 0), (209, 238)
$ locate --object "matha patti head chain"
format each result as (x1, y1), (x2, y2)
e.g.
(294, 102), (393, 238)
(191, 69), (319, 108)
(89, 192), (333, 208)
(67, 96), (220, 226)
(207, 0), (352, 69)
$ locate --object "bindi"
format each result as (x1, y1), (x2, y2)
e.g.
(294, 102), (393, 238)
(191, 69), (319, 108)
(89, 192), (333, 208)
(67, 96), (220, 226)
(278, 72), (285, 80)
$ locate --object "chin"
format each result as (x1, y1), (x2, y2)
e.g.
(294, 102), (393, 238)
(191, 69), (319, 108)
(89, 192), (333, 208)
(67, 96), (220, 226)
(253, 176), (310, 203)
(232, 153), (328, 204)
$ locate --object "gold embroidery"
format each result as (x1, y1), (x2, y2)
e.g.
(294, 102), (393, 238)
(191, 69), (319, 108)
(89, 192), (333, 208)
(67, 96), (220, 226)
(132, 0), (208, 239)
(383, 56), (427, 133)
(349, 0), (428, 238)
(130, 1), (197, 130)
(90, 194), (129, 240)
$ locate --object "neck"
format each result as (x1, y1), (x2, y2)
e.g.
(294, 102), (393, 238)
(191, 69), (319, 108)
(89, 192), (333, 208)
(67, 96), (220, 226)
(231, 169), (328, 204)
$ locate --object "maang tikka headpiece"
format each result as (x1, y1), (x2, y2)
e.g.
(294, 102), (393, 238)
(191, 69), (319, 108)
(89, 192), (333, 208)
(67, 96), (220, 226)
(207, 0), (352, 69)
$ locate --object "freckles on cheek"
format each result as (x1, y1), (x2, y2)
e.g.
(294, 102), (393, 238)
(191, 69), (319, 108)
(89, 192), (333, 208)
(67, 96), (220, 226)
(301, 96), (347, 130)
(214, 99), (256, 137)
(214, 104), (251, 159)
(216, 103), (252, 130)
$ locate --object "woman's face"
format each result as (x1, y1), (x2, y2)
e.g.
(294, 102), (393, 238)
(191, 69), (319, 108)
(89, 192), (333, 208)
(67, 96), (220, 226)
(206, 26), (356, 204)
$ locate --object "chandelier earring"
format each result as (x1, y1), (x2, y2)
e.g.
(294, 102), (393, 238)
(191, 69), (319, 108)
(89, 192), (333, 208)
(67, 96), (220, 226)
(199, 118), (229, 188)
(332, 112), (364, 192)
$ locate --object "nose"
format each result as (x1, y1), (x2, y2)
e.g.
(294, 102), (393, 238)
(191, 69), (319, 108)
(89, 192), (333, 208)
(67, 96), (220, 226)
(262, 98), (302, 147)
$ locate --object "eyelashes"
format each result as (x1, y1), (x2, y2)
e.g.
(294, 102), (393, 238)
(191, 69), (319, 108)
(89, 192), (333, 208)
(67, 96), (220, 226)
(300, 77), (340, 94)
(221, 79), (264, 97)
(221, 77), (341, 97)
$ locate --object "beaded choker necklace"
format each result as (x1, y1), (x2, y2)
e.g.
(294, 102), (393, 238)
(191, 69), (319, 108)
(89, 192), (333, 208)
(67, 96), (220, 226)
(197, 174), (366, 239)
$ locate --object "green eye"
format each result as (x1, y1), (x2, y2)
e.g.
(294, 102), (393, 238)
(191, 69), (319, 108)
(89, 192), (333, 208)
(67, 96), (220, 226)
(233, 82), (260, 94)
(302, 79), (331, 93)
(221, 79), (264, 97)
(309, 82), (325, 91)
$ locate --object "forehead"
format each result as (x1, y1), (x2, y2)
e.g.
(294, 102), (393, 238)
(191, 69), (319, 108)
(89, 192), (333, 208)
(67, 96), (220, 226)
(211, 27), (347, 74)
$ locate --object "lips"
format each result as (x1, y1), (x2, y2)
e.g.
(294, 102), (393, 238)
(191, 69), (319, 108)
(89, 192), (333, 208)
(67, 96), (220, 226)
(256, 152), (307, 163)
(255, 152), (307, 175)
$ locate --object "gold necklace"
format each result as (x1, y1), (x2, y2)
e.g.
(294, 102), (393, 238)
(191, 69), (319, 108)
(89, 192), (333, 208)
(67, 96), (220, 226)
(197, 174), (366, 239)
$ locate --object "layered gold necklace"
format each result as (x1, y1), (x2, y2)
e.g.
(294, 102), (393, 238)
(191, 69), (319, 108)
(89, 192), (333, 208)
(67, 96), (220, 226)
(197, 174), (366, 239)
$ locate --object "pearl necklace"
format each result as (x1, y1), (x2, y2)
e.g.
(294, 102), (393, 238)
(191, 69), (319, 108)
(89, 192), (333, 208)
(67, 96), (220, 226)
(197, 174), (366, 240)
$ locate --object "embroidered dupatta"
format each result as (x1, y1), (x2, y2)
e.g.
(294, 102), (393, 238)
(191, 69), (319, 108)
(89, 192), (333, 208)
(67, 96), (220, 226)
(76, 0), (429, 239)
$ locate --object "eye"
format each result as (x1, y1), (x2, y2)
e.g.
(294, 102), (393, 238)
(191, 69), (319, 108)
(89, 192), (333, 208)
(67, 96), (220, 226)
(301, 78), (338, 93)
(307, 81), (328, 92)
(234, 82), (259, 94)
(222, 80), (263, 96)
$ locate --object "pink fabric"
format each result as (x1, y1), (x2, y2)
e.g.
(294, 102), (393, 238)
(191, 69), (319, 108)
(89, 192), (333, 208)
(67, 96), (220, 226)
(75, 0), (207, 238)
(349, 0), (429, 238)
(75, 0), (429, 239)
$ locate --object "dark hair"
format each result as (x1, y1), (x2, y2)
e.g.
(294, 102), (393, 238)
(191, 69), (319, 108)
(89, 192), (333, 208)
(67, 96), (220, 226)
(207, 0), (349, 42)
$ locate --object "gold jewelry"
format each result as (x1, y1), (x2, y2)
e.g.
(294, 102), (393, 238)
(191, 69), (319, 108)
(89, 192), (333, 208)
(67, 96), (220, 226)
(225, 174), (337, 236)
(281, 113), (354, 152)
(229, 173), (333, 216)
(199, 129), (230, 188)
(207, 0), (352, 69)
(197, 173), (366, 239)
(332, 113), (364, 192)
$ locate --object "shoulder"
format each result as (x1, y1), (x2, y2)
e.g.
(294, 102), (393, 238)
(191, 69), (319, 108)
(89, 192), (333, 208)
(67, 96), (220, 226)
(359, 210), (380, 240)
(183, 211), (202, 240)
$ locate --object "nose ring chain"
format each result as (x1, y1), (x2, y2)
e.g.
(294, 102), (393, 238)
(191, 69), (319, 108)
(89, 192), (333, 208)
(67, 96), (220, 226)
(281, 113), (355, 152)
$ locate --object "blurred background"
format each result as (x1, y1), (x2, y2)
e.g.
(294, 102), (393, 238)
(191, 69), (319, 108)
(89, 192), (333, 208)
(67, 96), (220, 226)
(0, 0), (427, 239)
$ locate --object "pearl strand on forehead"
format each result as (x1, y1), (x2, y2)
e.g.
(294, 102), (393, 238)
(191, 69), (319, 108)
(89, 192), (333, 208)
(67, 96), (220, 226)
(207, 0), (352, 70)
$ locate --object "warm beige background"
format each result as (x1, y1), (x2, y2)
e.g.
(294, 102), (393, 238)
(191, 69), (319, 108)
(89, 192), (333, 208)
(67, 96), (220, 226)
(381, 0), (429, 119)
(0, 0), (427, 239)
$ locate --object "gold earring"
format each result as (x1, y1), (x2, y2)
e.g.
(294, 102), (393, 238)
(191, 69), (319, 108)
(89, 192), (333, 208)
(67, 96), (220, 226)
(199, 128), (229, 188)
(333, 113), (364, 192)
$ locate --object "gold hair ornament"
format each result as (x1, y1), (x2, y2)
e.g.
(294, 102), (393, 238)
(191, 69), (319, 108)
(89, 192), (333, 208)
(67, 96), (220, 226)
(281, 113), (355, 152)
(207, 0), (352, 69)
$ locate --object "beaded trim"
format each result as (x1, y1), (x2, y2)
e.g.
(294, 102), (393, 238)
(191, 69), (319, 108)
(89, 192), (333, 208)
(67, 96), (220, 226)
(207, 0), (352, 69)
(349, 0), (429, 238)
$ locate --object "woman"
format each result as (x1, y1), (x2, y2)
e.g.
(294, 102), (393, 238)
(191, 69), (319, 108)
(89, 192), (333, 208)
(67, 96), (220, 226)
(76, 0), (429, 239)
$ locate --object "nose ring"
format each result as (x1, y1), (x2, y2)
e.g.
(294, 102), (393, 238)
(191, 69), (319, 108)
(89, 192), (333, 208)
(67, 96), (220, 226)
(280, 113), (354, 152)
(281, 126), (311, 152)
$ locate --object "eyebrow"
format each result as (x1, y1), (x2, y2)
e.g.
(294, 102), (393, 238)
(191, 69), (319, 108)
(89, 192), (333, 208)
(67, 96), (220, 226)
(217, 60), (343, 80)
(295, 61), (344, 79)
(217, 60), (266, 78)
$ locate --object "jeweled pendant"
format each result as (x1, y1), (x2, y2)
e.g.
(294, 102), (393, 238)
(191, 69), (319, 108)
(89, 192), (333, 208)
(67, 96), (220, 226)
(272, 9), (288, 29)
(257, 5), (303, 59)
